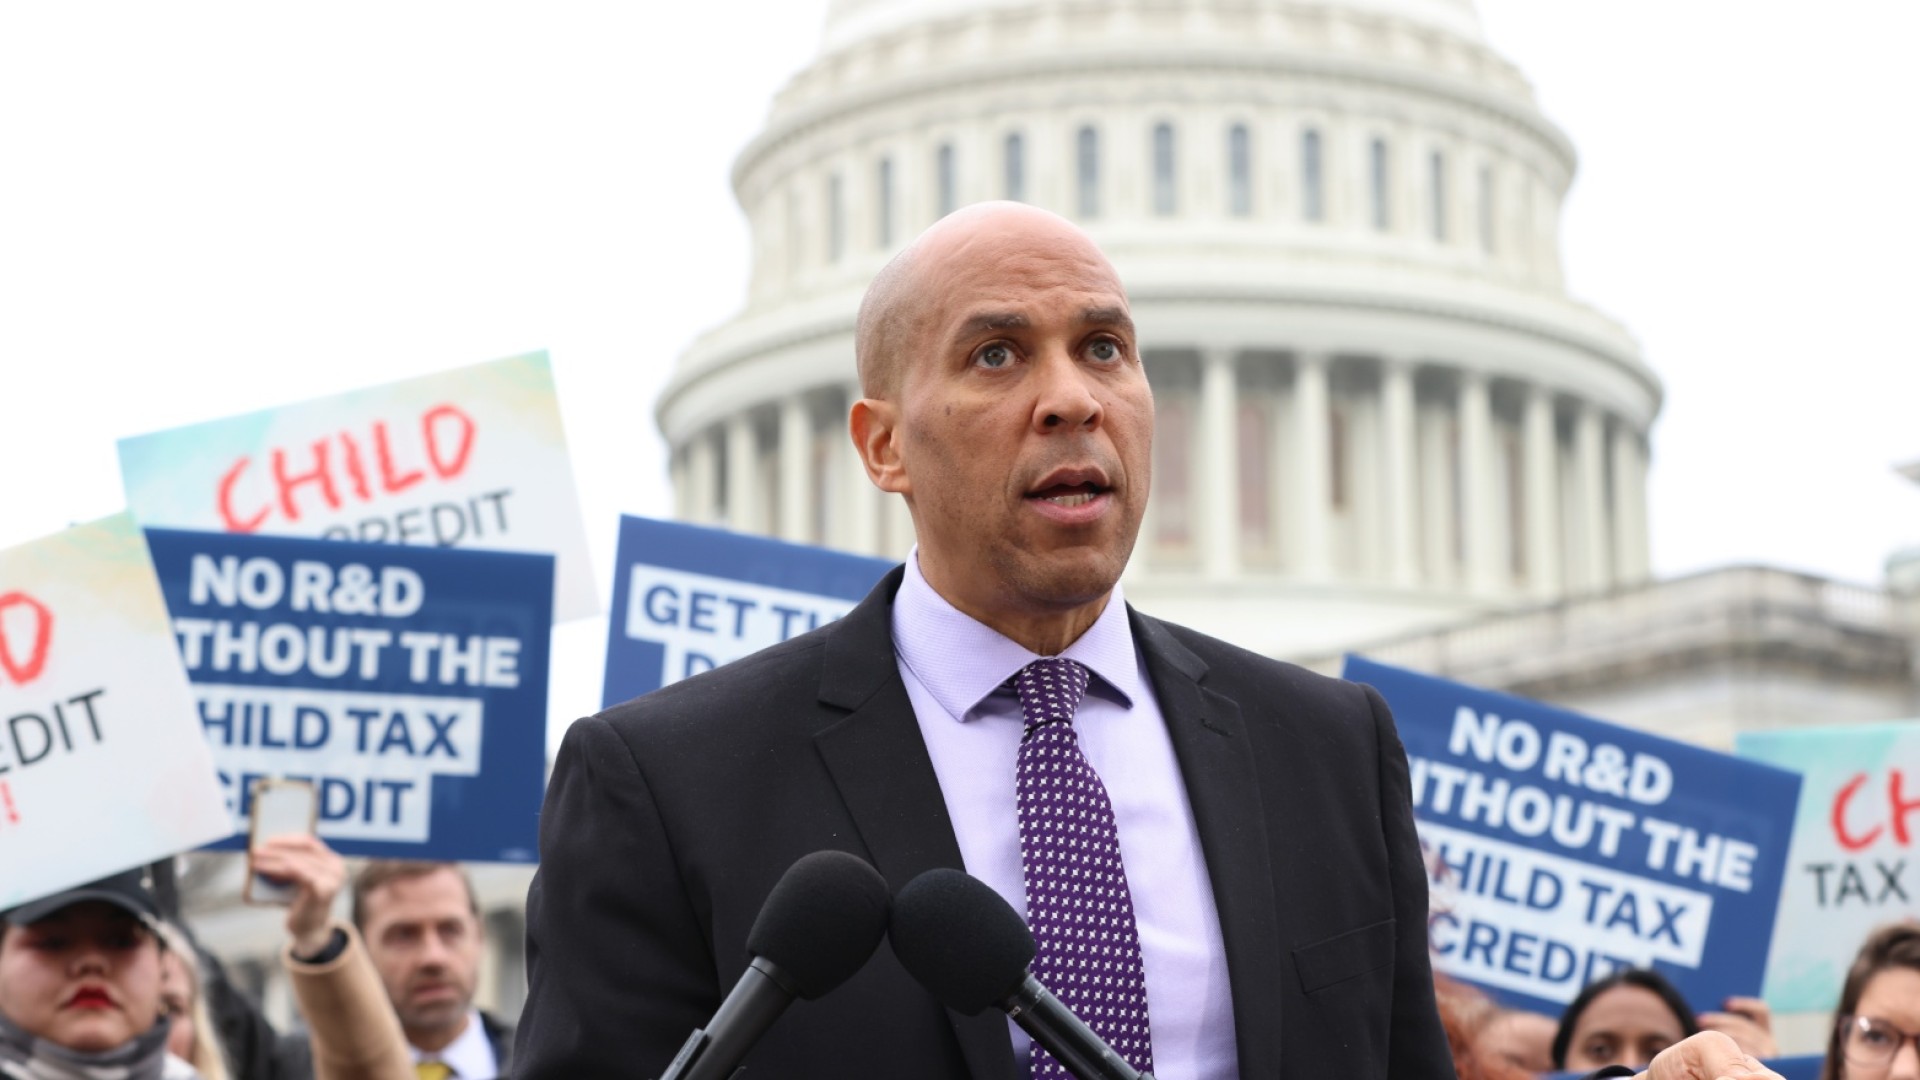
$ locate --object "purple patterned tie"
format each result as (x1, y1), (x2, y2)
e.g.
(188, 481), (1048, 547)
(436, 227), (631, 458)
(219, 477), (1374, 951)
(1015, 658), (1154, 1078)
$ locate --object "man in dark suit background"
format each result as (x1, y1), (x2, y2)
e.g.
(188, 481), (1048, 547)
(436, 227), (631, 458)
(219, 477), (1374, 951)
(513, 203), (1775, 1080)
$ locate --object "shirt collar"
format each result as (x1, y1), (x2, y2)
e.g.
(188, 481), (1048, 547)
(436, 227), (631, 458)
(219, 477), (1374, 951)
(412, 1009), (494, 1078)
(892, 547), (1142, 722)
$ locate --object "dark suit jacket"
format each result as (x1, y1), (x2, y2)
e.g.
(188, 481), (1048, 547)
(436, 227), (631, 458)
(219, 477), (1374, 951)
(481, 1011), (516, 1077)
(516, 568), (1454, 1079)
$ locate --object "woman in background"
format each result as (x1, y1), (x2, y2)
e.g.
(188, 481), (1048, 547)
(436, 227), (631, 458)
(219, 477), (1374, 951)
(1823, 923), (1920, 1080)
(154, 924), (229, 1080)
(1554, 966), (1778, 1075)
(1554, 968), (1700, 1074)
(0, 868), (201, 1080)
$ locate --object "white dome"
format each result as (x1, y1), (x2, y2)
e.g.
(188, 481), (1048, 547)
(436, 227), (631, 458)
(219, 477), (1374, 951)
(822, 0), (1486, 54)
(666, 0), (1654, 660)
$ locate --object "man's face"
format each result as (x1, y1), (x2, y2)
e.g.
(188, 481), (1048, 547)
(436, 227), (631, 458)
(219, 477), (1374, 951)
(869, 210), (1152, 629)
(360, 869), (483, 1042)
(0, 903), (163, 1054)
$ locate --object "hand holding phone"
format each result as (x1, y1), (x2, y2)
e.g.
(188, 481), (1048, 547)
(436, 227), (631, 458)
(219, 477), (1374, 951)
(251, 832), (349, 957)
(244, 778), (316, 906)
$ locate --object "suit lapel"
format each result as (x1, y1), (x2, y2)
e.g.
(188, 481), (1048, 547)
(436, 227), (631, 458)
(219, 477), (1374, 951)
(1132, 610), (1285, 1077)
(812, 568), (1016, 1079)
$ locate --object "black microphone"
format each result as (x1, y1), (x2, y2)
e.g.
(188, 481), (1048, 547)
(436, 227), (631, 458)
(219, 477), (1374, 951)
(658, 850), (891, 1080)
(890, 868), (1154, 1080)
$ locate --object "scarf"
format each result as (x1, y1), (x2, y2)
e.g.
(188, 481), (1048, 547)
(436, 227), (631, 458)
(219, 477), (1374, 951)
(0, 1009), (199, 1080)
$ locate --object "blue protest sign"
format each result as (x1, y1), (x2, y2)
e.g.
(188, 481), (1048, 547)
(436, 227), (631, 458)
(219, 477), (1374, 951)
(1343, 656), (1800, 1017)
(601, 516), (894, 709)
(1767, 1057), (1822, 1080)
(146, 528), (552, 863)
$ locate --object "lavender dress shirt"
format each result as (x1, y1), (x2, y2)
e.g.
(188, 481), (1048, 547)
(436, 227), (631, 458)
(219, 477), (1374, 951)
(891, 552), (1240, 1079)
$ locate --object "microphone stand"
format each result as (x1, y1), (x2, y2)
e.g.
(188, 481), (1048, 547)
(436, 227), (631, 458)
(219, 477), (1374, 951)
(1003, 977), (1155, 1080)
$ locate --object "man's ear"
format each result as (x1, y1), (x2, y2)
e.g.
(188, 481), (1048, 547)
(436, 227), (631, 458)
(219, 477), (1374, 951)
(849, 398), (910, 495)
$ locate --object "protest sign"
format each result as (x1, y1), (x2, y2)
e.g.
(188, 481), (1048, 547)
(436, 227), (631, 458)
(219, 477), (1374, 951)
(118, 351), (597, 622)
(1344, 656), (1801, 1015)
(146, 528), (552, 862)
(601, 516), (894, 708)
(0, 515), (229, 908)
(1738, 721), (1920, 1012)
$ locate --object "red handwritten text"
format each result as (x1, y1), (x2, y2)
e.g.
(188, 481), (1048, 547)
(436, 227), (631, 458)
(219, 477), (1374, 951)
(217, 404), (477, 533)
(1832, 770), (1920, 852)
(0, 592), (53, 687)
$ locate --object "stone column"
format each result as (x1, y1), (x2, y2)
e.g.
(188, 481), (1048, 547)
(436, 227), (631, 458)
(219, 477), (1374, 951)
(1631, 432), (1654, 580)
(1573, 403), (1611, 592)
(778, 396), (813, 543)
(1522, 385), (1561, 599)
(1417, 400), (1454, 587)
(1293, 354), (1331, 578)
(726, 412), (763, 534)
(1458, 370), (1500, 592)
(1199, 347), (1240, 578)
(1380, 359), (1418, 586)
(685, 429), (718, 526)
(670, 444), (692, 523)
(1611, 423), (1651, 584)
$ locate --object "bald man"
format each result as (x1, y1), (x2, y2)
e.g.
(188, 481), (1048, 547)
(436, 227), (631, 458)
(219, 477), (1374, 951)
(516, 204), (1454, 1078)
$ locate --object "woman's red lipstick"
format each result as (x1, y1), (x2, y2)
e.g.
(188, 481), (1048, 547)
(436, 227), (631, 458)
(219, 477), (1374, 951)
(66, 987), (113, 1009)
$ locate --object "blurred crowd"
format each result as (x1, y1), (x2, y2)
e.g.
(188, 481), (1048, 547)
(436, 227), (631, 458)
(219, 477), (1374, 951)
(4, 834), (1918, 1080)
(0, 837), (510, 1080)
(1436, 923), (1920, 1079)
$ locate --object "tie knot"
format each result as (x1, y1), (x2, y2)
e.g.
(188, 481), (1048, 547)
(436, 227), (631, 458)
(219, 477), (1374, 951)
(1015, 657), (1090, 731)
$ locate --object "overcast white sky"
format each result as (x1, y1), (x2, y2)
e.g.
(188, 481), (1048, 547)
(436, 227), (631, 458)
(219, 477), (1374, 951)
(4, 1), (1918, 730)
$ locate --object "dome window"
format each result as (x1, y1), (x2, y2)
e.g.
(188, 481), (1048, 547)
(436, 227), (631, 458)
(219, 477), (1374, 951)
(876, 157), (894, 248)
(1370, 137), (1392, 231)
(1430, 150), (1448, 242)
(1227, 124), (1252, 217)
(1301, 128), (1325, 222)
(1478, 165), (1496, 253)
(1004, 132), (1026, 203)
(935, 142), (957, 217)
(1076, 125), (1101, 219)
(827, 172), (844, 262)
(1152, 121), (1178, 216)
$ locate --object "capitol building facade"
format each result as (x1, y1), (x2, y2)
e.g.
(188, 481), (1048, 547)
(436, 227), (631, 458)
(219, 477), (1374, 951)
(658, 0), (1661, 656)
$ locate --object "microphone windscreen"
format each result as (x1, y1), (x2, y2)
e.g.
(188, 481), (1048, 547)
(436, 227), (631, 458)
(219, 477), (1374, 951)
(889, 868), (1036, 1016)
(745, 850), (891, 1000)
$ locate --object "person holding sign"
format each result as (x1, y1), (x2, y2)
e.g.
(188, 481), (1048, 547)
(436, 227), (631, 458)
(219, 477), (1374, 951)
(518, 203), (1455, 1078)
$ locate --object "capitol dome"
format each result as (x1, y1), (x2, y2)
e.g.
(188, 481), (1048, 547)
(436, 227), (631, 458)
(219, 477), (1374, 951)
(657, 0), (1660, 657)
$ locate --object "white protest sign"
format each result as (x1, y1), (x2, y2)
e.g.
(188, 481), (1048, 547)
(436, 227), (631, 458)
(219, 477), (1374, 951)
(0, 514), (229, 908)
(117, 351), (596, 622)
(1738, 722), (1920, 1012)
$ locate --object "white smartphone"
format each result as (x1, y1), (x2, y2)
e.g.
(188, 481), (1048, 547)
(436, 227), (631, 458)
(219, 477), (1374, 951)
(244, 778), (317, 906)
